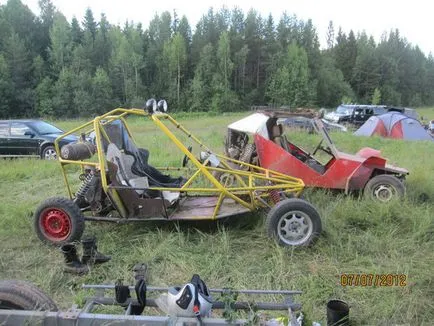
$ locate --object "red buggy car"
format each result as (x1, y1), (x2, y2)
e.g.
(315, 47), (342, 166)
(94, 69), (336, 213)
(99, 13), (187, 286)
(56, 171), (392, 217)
(224, 111), (409, 202)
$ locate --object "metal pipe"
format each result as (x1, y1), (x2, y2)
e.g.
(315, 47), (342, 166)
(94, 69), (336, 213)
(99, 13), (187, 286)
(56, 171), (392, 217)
(88, 297), (302, 311)
(82, 284), (302, 295)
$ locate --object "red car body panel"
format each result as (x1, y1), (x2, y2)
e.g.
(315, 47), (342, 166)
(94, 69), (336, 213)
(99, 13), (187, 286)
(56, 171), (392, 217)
(254, 134), (407, 191)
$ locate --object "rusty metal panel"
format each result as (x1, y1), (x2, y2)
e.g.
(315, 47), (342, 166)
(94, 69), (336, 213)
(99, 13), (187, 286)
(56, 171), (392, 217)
(170, 196), (250, 220)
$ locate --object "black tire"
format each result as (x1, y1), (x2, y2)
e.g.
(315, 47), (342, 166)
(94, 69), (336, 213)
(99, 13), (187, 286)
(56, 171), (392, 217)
(364, 174), (405, 202)
(0, 280), (57, 311)
(34, 197), (85, 245)
(41, 145), (57, 160)
(266, 198), (322, 247)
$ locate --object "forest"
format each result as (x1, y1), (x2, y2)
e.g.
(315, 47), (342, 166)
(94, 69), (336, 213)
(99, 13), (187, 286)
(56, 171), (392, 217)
(1, 0), (434, 118)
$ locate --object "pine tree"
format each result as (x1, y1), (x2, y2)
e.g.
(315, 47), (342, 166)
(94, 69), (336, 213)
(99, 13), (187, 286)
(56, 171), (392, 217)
(371, 88), (381, 104)
(91, 67), (113, 114)
(73, 70), (93, 115)
(38, 0), (55, 58)
(48, 12), (72, 74)
(189, 43), (215, 111)
(71, 17), (83, 46)
(82, 8), (97, 41)
(52, 68), (75, 117)
(351, 35), (380, 102)
(4, 32), (34, 116)
(0, 54), (13, 118)
(211, 31), (239, 112)
(334, 29), (358, 83)
(316, 54), (353, 107)
(35, 76), (54, 116)
(326, 21), (335, 49)
(164, 33), (187, 108)
(266, 42), (310, 107)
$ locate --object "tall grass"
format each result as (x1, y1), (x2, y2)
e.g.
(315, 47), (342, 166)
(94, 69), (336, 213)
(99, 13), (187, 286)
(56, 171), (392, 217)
(0, 109), (433, 324)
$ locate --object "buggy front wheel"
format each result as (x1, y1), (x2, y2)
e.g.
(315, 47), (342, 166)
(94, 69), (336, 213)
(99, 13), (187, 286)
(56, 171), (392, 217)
(34, 197), (85, 246)
(364, 174), (405, 202)
(266, 198), (322, 247)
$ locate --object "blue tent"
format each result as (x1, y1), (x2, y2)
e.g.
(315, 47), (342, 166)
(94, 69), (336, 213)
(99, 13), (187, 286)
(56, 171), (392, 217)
(354, 112), (433, 141)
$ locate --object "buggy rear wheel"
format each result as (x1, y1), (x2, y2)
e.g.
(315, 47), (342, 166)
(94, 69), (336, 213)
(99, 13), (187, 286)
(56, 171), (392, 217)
(364, 174), (405, 202)
(34, 197), (85, 245)
(0, 280), (57, 311)
(266, 198), (322, 247)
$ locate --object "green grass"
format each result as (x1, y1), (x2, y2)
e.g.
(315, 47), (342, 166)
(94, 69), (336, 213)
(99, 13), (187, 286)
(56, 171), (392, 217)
(0, 109), (433, 324)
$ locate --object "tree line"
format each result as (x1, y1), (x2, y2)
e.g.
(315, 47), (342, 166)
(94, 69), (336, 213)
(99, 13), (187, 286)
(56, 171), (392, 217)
(1, 0), (433, 118)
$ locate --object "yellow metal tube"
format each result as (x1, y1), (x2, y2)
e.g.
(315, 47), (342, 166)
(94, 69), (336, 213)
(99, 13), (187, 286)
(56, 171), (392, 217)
(211, 193), (225, 220)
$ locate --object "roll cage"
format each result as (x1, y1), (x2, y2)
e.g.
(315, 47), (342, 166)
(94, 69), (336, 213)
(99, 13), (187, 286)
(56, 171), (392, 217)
(54, 108), (305, 221)
(227, 111), (338, 162)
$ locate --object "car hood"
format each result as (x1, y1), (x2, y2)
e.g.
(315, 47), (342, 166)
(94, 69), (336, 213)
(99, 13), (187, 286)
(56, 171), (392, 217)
(338, 148), (409, 174)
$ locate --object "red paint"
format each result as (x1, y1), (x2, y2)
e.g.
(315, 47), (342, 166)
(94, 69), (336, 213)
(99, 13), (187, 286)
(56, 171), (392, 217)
(254, 134), (407, 191)
(40, 208), (71, 241)
(356, 147), (382, 159)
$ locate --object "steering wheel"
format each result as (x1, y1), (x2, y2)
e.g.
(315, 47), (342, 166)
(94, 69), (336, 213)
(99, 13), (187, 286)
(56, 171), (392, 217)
(312, 140), (323, 155)
(292, 150), (307, 162)
(182, 146), (193, 167)
(322, 146), (333, 156)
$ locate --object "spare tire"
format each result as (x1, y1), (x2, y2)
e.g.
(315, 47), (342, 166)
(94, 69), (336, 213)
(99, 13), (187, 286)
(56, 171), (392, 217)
(0, 280), (57, 311)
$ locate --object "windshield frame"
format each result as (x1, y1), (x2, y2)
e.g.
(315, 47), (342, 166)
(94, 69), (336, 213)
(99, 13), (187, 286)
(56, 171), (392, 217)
(312, 119), (339, 157)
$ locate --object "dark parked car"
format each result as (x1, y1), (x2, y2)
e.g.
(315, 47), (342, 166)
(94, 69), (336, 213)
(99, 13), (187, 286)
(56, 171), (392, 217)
(324, 104), (419, 127)
(0, 120), (77, 159)
(324, 104), (388, 126)
(387, 106), (419, 120)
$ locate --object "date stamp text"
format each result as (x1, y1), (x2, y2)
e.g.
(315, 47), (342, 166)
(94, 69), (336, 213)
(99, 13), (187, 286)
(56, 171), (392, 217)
(340, 273), (407, 287)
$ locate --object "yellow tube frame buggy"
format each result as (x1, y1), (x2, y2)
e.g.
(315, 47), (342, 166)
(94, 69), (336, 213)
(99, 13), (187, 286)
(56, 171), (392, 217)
(33, 107), (322, 247)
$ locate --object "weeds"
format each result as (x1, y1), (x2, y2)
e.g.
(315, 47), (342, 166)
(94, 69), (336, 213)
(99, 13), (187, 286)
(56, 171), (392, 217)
(0, 110), (433, 324)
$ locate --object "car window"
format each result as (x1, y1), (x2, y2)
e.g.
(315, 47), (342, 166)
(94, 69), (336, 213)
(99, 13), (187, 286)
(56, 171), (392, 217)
(28, 121), (62, 135)
(366, 108), (373, 115)
(336, 105), (352, 114)
(373, 107), (387, 115)
(0, 122), (9, 137)
(10, 123), (32, 136)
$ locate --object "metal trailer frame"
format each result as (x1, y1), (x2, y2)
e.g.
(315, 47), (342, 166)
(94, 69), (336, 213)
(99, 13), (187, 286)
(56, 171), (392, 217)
(0, 284), (304, 326)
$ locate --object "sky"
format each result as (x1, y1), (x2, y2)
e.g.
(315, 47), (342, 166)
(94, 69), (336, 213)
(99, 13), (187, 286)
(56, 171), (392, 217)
(11, 0), (434, 55)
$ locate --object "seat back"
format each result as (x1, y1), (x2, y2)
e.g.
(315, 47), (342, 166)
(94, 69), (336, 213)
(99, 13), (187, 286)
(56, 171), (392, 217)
(106, 143), (149, 194)
(270, 124), (284, 145)
(280, 135), (290, 152)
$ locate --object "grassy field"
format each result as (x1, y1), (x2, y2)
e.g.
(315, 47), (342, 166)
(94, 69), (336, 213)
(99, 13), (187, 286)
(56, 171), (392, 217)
(0, 109), (433, 324)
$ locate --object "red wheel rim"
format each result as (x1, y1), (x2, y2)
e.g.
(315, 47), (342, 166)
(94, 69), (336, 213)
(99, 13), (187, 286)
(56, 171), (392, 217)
(40, 208), (71, 242)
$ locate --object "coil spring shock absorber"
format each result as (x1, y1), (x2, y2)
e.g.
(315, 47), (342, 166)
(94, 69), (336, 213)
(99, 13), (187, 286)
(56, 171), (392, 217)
(269, 189), (281, 204)
(75, 173), (94, 199)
